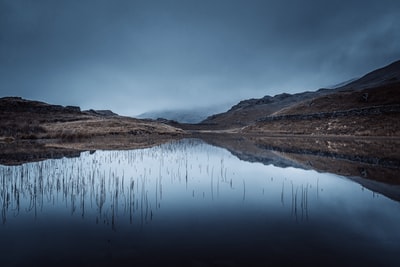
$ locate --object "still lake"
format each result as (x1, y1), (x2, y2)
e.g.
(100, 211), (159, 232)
(1, 139), (399, 266)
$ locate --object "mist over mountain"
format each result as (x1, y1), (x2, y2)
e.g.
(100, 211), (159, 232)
(137, 103), (233, 123)
(324, 77), (359, 89)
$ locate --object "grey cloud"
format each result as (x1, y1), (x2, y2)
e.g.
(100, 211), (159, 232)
(0, 0), (399, 115)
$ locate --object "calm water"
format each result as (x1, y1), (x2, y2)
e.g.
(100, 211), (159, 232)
(1, 139), (399, 266)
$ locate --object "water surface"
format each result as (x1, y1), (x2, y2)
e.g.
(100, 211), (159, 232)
(1, 139), (399, 266)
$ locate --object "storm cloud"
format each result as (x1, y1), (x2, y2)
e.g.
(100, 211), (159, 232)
(1, 0), (399, 115)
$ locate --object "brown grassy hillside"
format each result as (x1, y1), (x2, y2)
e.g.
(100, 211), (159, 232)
(274, 82), (400, 116)
(0, 97), (186, 151)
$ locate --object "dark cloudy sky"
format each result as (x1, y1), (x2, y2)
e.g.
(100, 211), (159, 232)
(1, 0), (399, 115)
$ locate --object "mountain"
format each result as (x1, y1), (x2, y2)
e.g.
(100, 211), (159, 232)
(338, 60), (400, 90)
(243, 60), (400, 136)
(202, 90), (330, 128)
(267, 60), (400, 117)
(137, 109), (208, 123)
(137, 104), (232, 124)
(0, 97), (186, 164)
(324, 77), (359, 89)
(202, 60), (400, 131)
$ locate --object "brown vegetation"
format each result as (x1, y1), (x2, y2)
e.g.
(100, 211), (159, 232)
(0, 97), (186, 152)
(274, 82), (400, 116)
(244, 113), (400, 136)
(240, 82), (400, 136)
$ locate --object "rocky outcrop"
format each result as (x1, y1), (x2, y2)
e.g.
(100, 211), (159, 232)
(0, 97), (82, 114)
(84, 109), (118, 117)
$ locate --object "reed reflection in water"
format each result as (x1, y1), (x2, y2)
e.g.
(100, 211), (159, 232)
(0, 140), (325, 226)
(0, 139), (399, 266)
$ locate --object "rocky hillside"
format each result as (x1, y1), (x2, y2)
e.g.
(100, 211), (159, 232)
(244, 87), (400, 136)
(242, 61), (400, 136)
(273, 82), (400, 116)
(338, 60), (400, 90)
(202, 60), (400, 131)
(0, 97), (186, 151)
(202, 90), (330, 128)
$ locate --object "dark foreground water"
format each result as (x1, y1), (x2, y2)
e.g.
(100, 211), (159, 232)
(1, 139), (399, 267)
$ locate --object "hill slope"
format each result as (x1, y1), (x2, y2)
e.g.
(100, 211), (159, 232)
(338, 60), (400, 90)
(203, 60), (400, 130)
(0, 97), (186, 154)
(202, 90), (330, 128)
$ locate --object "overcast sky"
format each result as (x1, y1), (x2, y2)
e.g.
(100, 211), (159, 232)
(1, 0), (399, 115)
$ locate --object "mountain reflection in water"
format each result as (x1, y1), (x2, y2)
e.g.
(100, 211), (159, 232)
(1, 139), (399, 266)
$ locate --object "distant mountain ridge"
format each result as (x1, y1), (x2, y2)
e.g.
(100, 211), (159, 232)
(137, 104), (232, 123)
(339, 60), (400, 90)
(324, 77), (359, 89)
(138, 109), (206, 123)
(202, 59), (400, 128)
(202, 89), (332, 127)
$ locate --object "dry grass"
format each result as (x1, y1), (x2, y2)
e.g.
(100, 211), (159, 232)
(40, 117), (185, 140)
(0, 97), (186, 143)
(275, 82), (400, 116)
(244, 113), (400, 136)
